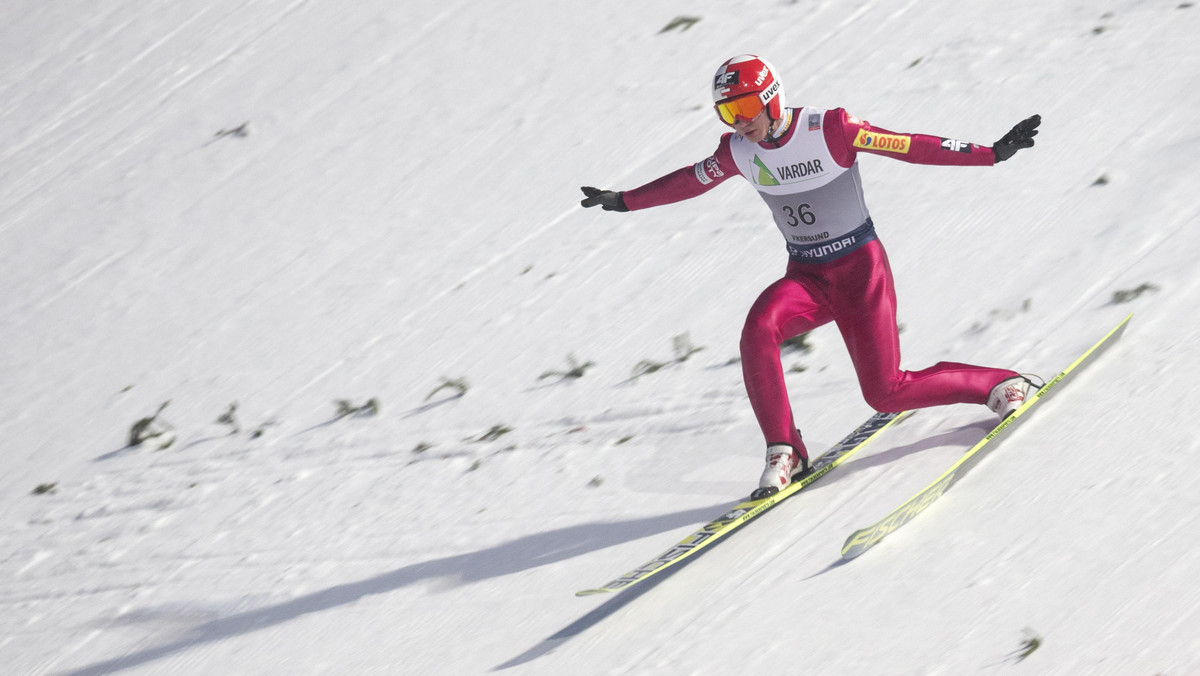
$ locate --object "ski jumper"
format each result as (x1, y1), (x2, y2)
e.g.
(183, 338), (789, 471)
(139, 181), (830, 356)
(622, 107), (1018, 455)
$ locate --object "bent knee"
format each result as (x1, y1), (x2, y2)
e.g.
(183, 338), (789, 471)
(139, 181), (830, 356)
(740, 314), (782, 351)
(864, 398), (904, 413)
(861, 385), (904, 413)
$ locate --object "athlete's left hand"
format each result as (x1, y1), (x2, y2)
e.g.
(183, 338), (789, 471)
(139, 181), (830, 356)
(993, 115), (1041, 162)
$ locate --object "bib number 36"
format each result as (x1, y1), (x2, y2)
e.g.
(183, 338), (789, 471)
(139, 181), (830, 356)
(782, 203), (817, 227)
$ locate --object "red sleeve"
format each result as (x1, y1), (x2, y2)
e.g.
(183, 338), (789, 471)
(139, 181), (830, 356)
(622, 133), (738, 210)
(825, 108), (996, 167)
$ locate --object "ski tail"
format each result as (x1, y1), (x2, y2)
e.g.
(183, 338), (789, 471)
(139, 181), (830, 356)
(577, 410), (912, 596)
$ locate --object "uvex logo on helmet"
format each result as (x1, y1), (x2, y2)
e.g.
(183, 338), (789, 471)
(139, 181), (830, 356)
(759, 80), (781, 105)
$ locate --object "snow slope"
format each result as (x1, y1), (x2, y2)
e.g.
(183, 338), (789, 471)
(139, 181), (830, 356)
(2, 0), (1198, 673)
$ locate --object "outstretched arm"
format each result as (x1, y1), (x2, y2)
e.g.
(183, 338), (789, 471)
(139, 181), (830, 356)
(580, 134), (737, 212)
(828, 110), (1041, 167)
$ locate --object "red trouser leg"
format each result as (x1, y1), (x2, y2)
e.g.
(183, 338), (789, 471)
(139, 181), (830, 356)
(739, 270), (832, 457)
(740, 240), (1017, 451)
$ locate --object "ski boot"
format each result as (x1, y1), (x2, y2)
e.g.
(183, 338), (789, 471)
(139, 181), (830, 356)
(751, 442), (809, 500)
(987, 375), (1040, 420)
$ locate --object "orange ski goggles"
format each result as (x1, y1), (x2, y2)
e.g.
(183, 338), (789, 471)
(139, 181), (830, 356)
(715, 94), (765, 124)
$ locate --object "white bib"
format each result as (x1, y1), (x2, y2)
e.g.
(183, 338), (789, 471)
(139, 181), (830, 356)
(729, 107), (874, 262)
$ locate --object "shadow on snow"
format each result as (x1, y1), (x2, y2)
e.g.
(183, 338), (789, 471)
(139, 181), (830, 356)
(61, 504), (728, 676)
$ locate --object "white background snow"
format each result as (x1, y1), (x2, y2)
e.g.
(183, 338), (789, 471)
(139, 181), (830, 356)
(2, 1), (1198, 674)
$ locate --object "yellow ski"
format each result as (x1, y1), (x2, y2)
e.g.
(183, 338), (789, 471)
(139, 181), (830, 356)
(841, 314), (1132, 559)
(578, 409), (914, 596)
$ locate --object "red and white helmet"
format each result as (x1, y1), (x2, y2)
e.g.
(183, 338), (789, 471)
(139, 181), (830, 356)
(711, 55), (785, 125)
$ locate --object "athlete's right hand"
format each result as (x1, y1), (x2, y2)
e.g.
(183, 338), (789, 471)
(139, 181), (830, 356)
(580, 186), (628, 212)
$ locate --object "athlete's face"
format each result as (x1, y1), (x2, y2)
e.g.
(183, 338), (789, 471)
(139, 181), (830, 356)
(732, 109), (772, 143)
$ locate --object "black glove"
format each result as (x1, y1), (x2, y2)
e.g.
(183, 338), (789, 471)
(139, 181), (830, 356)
(580, 186), (628, 212)
(993, 114), (1041, 162)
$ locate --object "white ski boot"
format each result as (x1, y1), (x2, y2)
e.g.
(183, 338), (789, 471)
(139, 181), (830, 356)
(751, 444), (809, 500)
(987, 376), (1036, 420)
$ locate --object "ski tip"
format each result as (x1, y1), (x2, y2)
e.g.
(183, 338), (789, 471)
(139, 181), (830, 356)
(575, 588), (612, 597)
(1113, 312), (1133, 335)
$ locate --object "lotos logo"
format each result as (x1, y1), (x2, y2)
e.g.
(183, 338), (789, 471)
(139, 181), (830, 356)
(853, 130), (910, 154)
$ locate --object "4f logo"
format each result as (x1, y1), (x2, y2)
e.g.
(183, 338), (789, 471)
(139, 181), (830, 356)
(940, 137), (971, 153)
(694, 155), (724, 185)
(714, 71), (739, 90)
(704, 156), (724, 179)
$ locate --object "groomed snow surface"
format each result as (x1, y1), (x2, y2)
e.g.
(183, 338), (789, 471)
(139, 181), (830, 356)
(2, 1), (1199, 674)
